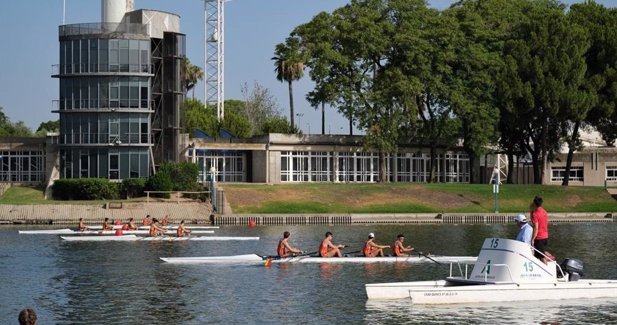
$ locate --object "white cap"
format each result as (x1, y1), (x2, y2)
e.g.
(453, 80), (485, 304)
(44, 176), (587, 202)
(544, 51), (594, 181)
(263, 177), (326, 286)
(368, 233), (375, 238)
(514, 214), (527, 222)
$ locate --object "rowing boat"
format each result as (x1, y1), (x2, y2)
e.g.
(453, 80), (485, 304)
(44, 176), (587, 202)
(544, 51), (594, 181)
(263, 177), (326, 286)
(19, 229), (214, 235)
(87, 225), (220, 230)
(159, 254), (478, 264)
(365, 237), (617, 303)
(60, 235), (260, 242)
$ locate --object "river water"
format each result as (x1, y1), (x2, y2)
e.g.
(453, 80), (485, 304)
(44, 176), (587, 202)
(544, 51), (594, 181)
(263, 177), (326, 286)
(1, 223), (616, 324)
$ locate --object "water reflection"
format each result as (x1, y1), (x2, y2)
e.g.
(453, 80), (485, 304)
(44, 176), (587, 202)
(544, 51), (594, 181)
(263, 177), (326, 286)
(365, 298), (617, 324)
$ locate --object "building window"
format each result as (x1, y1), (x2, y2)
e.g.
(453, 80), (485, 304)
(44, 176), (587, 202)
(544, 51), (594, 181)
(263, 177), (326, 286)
(191, 150), (245, 182)
(606, 167), (617, 181)
(109, 152), (119, 179)
(551, 167), (583, 182)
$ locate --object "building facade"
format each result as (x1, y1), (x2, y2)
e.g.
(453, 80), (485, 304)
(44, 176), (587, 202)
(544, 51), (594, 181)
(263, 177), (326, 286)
(52, 3), (185, 180)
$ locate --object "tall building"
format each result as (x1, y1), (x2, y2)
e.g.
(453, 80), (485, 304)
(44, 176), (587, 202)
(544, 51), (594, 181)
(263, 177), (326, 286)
(52, 0), (185, 180)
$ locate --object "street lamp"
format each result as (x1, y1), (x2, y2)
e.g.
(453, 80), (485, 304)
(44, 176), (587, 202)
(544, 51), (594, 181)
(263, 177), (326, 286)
(296, 113), (304, 131)
(209, 166), (217, 212)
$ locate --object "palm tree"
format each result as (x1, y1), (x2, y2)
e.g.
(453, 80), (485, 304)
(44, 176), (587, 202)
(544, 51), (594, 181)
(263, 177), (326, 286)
(272, 37), (305, 130)
(182, 58), (204, 98)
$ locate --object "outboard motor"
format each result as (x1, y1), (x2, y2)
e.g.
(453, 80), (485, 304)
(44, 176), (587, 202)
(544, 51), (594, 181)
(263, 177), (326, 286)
(560, 258), (584, 281)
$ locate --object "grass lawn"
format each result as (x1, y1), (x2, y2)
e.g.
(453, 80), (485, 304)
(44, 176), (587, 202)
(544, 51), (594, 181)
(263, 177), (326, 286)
(222, 183), (617, 214)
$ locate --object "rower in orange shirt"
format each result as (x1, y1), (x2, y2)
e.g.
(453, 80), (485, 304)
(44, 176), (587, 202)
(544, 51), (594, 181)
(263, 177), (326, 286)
(392, 234), (414, 256)
(277, 231), (303, 257)
(319, 232), (345, 257)
(101, 217), (114, 231)
(78, 218), (88, 232)
(363, 233), (389, 257)
(142, 215), (152, 226)
(176, 220), (192, 237)
(149, 218), (166, 237)
(122, 218), (138, 231)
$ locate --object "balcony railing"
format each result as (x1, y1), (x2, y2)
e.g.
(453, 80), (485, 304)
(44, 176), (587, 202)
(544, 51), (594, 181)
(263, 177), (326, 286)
(58, 132), (151, 146)
(59, 23), (148, 37)
(51, 63), (151, 75)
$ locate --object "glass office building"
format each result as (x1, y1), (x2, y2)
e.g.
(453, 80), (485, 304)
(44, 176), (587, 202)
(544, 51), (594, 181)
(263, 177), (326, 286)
(53, 11), (185, 180)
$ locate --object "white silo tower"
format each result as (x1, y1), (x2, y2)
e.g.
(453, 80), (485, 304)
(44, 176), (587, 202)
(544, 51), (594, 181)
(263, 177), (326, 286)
(101, 0), (134, 24)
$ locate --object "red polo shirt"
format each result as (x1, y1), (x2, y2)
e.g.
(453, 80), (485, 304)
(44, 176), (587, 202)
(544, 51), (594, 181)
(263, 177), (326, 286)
(532, 207), (549, 240)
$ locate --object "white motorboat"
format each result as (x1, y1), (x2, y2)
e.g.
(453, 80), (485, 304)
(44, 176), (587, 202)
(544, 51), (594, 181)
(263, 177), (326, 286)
(365, 237), (617, 304)
(60, 235), (259, 242)
(19, 229), (214, 235)
(159, 254), (477, 265)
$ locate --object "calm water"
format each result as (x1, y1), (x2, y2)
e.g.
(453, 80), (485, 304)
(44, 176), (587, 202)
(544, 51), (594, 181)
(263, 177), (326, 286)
(1, 223), (617, 324)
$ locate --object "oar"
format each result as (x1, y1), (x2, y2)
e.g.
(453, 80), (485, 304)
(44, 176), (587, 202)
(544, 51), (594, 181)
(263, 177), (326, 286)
(415, 250), (442, 265)
(263, 250), (316, 266)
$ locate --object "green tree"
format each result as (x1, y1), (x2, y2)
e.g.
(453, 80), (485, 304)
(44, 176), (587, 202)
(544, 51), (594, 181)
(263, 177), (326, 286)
(272, 36), (305, 130)
(35, 120), (60, 136)
(182, 58), (204, 98)
(499, 3), (590, 184)
(239, 82), (283, 135)
(569, 2), (617, 146)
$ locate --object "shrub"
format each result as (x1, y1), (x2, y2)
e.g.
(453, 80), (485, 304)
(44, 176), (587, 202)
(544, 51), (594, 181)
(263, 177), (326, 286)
(52, 179), (119, 200)
(146, 172), (173, 198)
(122, 178), (146, 198)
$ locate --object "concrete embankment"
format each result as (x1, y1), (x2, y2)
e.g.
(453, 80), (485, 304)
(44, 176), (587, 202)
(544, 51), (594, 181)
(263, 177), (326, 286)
(1, 204), (614, 226)
(213, 212), (616, 225)
(0, 202), (213, 225)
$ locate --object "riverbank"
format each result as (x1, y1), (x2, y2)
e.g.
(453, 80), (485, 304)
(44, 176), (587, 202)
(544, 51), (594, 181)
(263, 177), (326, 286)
(222, 183), (617, 214)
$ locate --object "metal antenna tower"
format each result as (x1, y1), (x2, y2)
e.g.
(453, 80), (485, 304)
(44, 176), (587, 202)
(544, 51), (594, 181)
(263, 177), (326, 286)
(204, 0), (225, 120)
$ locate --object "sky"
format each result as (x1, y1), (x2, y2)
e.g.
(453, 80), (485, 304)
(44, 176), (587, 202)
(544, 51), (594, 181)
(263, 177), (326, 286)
(0, 0), (615, 135)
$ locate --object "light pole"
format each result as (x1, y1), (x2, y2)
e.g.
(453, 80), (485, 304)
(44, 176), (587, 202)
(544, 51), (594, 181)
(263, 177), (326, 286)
(209, 166), (217, 212)
(296, 113), (304, 132)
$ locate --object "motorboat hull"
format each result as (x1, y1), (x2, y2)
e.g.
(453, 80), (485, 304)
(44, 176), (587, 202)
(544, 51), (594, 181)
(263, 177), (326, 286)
(365, 279), (617, 303)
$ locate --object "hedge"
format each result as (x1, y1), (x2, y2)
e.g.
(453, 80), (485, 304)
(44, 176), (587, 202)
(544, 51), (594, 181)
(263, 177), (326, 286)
(52, 178), (119, 200)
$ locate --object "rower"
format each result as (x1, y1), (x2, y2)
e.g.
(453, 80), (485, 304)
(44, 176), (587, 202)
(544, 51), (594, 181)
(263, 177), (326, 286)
(176, 220), (192, 237)
(78, 218), (88, 232)
(142, 215), (152, 226)
(101, 217), (114, 231)
(363, 233), (389, 257)
(149, 218), (166, 237)
(319, 232), (345, 257)
(277, 231), (303, 257)
(392, 234), (414, 256)
(161, 215), (170, 226)
(122, 218), (138, 231)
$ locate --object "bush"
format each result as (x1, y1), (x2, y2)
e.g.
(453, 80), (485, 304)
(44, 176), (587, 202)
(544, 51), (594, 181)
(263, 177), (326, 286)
(52, 179), (119, 200)
(157, 161), (200, 191)
(122, 178), (146, 198)
(145, 172), (173, 198)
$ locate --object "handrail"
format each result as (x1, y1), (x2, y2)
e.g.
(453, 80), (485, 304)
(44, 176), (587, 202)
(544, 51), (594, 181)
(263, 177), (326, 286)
(144, 190), (210, 204)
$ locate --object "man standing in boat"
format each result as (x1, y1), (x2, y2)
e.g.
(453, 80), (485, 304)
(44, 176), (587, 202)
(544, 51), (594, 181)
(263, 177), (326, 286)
(363, 233), (389, 257)
(319, 232), (345, 257)
(392, 234), (415, 256)
(514, 214), (532, 246)
(530, 196), (549, 263)
(277, 231), (303, 257)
